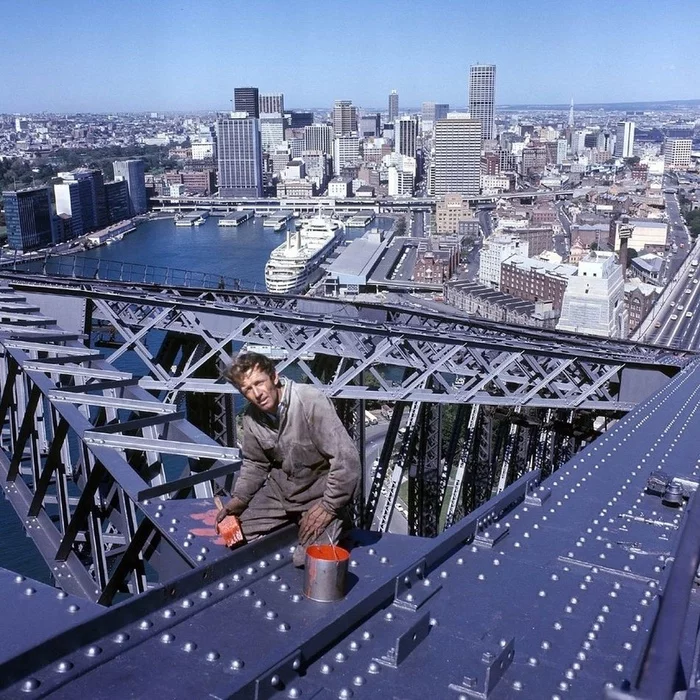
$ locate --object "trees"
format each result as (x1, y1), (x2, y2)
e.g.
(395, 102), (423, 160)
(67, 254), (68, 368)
(685, 209), (700, 239)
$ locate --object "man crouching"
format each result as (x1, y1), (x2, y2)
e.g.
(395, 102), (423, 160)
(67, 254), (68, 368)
(216, 352), (361, 566)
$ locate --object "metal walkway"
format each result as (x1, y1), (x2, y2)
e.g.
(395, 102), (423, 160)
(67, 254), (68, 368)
(1, 357), (699, 698)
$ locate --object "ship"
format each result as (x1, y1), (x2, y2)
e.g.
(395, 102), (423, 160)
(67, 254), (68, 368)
(264, 214), (344, 294)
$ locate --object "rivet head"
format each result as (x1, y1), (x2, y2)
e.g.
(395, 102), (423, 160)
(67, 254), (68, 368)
(288, 689), (300, 699)
(368, 661), (381, 674)
(86, 646), (101, 657)
(113, 633), (129, 644)
(161, 633), (175, 644)
(57, 591), (67, 599)
(266, 610), (277, 619)
(55, 661), (73, 673)
(271, 675), (280, 686)
(321, 663), (333, 674)
(230, 658), (244, 669)
(139, 620), (152, 629)
(24, 587), (36, 596)
(363, 631), (373, 640)
(183, 642), (197, 652)
(68, 604), (80, 613)
(339, 689), (353, 699)
(350, 641), (360, 651)
(163, 609), (175, 618)
(206, 651), (220, 662)
(21, 679), (40, 692)
(278, 622), (290, 632)
(181, 599), (193, 608)
(353, 675), (365, 686)
(385, 612), (394, 621)
(335, 652), (346, 662)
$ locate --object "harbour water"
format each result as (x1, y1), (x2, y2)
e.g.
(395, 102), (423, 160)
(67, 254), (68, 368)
(0, 212), (394, 582)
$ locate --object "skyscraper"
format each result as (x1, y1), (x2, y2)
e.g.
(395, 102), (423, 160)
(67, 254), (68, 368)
(303, 124), (334, 155)
(664, 138), (692, 170)
(2, 187), (53, 251)
(259, 93), (284, 116)
(421, 102), (450, 133)
(234, 87), (260, 118)
(434, 115), (482, 196)
(388, 90), (399, 122)
(614, 121), (635, 159)
(332, 100), (357, 137)
(395, 116), (418, 158)
(260, 115), (285, 151)
(53, 180), (85, 238)
(113, 159), (147, 215)
(469, 64), (496, 141)
(216, 114), (263, 197)
(56, 169), (107, 231)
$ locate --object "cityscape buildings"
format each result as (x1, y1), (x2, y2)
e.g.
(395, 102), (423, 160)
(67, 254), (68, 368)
(664, 138), (692, 170)
(234, 87), (260, 118)
(394, 116), (418, 158)
(434, 115), (482, 196)
(259, 93), (284, 116)
(614, 121), (635, 158)
(113, 159), (147, 215)
(303, 124), (334, 156)
(332, 100), (358, 137)
(215, 114), (263, 197)
(469, 64), (496, 141)
(388, 90), (399, 122)
(2, 186), (53, 251)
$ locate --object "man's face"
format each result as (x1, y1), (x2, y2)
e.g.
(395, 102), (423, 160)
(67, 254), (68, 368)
(237, 367), (282, 413)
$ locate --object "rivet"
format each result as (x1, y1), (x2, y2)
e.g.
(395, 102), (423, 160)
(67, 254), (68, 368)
(161, 633), (174, 644)
(206, 651), (220, 662)
(230, 658), (244, 669)
(242, 588), (252, 597)
(292, 594), (302, 602)
(255, 599), (265, 608)
(339, 689), (353, 699)
(199, 590), (210, 599)
(86, 645), (101, 657)
(21, 679), (40, 692)
(288, 689), (300, 699)
(24, 587), (36, 596)
(321, 663), (333, 674)
(183, 642), (197, 652)
(353, 675), (365, 686)
(385, 612), (394, 621)
(139, 620), (152, 629)
(368, 661), (381, 674)
(280, 583), (290, 591)
(271, 675), (280, 686)
(163, 609), (175, 618)
(68, 604), (80, 613)
(335, 652), (347, 662)
(113, 632), (129, 643)
(55, 661), (73, 673)
(349, 641), (360, 651)
(363, 631), (373, 640)
(182, 599), (193, 608)
(266, 610), (277, 619)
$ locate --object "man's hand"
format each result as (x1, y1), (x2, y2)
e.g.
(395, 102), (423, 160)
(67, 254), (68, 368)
(215, 496), (247, 526)
(298, 502), (334, 545)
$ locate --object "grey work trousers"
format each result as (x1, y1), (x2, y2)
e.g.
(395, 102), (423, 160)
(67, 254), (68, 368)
(239, 480), (350, 566)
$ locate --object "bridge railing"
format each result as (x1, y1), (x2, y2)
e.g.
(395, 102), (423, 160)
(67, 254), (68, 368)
(9, 254), (260, 292)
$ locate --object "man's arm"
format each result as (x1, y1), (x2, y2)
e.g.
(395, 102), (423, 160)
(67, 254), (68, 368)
(304, 392), (361, 516)
(218, 415), (271, 520)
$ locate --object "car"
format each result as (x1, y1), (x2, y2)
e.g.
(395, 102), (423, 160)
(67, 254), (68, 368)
(670, 301), (676, 307)
(671, 314), (679, 320)
(678, 305), (684, 310)
(395, 503), (404, 513)
(686, 289), (692, 294)
(687, 312), (693, 319)
(655, 321), (662, 328)
(695, 279), (698, 285)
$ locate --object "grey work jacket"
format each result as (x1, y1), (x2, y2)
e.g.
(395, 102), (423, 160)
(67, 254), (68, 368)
(233, 380), (361, 516)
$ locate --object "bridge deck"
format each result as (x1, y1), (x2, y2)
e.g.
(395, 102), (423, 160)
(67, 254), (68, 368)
(2, 358), (700, 699)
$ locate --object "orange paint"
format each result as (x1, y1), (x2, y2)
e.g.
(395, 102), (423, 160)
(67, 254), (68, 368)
(306, 544), (350, 562)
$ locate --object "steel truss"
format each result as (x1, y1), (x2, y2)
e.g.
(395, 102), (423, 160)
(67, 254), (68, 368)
(5, 273), (691, 411)
(0, 285), (242, 605)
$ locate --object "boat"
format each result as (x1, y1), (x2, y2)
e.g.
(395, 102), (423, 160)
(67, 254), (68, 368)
(264, 214), (344, 294)
(346, 212), (376, 228)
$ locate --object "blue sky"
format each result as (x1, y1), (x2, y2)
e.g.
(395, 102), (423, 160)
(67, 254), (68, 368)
(2, 0), (698, 112)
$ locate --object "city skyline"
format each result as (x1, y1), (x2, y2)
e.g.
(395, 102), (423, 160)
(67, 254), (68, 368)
(2, 0), (698, 112)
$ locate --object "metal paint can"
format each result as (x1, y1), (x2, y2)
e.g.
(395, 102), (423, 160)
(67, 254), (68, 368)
(303, 544), (350, 602)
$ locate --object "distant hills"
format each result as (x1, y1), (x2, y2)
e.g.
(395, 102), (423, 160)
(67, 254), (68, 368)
(497, 99), (700, 111)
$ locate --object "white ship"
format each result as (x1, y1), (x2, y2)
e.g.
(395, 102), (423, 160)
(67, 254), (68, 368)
(265, 214), (344, 294)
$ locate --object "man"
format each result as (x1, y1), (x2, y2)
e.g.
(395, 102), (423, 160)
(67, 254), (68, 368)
(216, 352), (361, 566)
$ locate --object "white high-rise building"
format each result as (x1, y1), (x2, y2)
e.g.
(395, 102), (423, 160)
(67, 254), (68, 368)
(260, 115), (285, 151)
(333, 136), (360, 176)
(664, 138), (692, 170)
(434, 115), (482, 196)
(469, 64), (496, 141)
(303, 124), (334, 156)
(215, 113), (263, 197)
(394, 116), (418, 158)
(557, 251), (627, 338)
(614, 121), (635, 159)
(478, 234), (529, 287)
(387, 155), (416, 197)
(259, 93), (284, 116)
(556, 139), (568, 165)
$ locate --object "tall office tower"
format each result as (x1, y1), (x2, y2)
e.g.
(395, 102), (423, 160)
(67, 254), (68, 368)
(259, 93), (284, 116)
(664, 138), (692, 170)
(332, 136), (360, 176)
(556, 138), (568, 165)
(56, 169), (107, 230)
(360, 113), (381, 138)
(332, 100), (358, 136)
(568, 98), (574, 128)
(289, 112), (314, 128)
(469, 64), (496, 141)
(2, 187), (53, 251)
(395, 116), (418, 158)
(388, 90), (399, 122)
(260, 115), (285, 151)
(215, 114), (263, 197)
(421, 102), (450, 133)
(104, 180), (131, 224)
(113, 159), (147, 215)
(53, 180), (85, 238)
(303, 124), (334, 155)
(434, 115), (482, 196)
(234, 87), (260, 118)
(614, 121), (635, 158)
